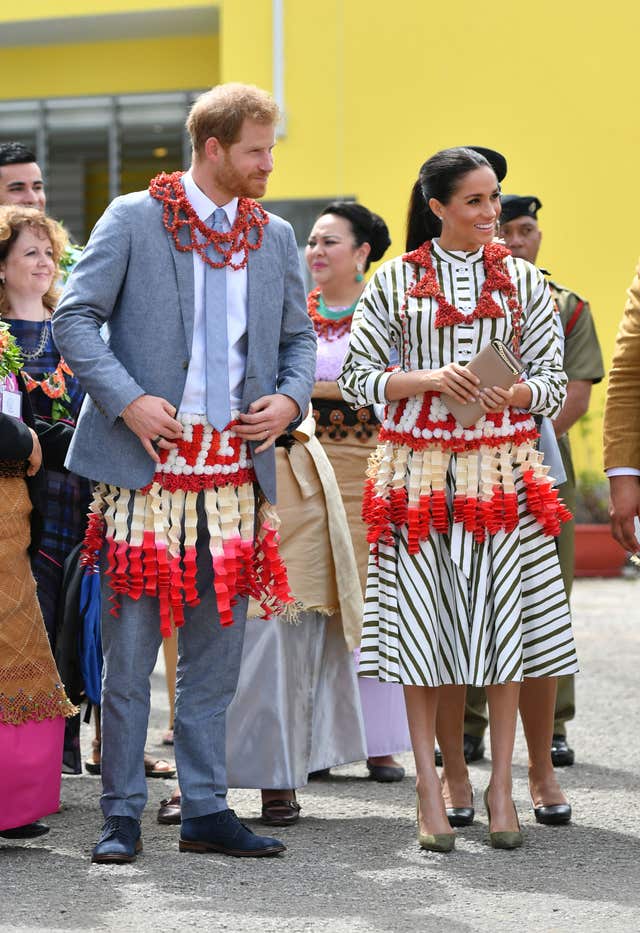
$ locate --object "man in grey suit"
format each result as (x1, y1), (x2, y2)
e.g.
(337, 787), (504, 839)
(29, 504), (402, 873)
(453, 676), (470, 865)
(53, 83), (317, 863)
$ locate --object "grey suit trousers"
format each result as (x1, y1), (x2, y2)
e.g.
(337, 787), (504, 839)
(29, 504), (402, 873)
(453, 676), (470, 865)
(100, 510), (247, 821)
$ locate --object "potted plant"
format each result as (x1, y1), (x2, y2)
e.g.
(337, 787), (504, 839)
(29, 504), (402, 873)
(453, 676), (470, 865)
(571, 411), (627, 577)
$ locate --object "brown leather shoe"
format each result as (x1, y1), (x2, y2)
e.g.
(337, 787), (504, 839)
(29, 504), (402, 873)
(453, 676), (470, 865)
(260, 799), (301, 826)
(157, 795), (181, 825)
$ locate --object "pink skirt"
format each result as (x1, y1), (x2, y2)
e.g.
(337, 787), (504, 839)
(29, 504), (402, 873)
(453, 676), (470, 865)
(0, 717), (64, 831)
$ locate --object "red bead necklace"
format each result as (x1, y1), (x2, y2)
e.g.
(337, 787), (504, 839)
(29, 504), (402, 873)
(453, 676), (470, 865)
(307, 287), (356, 340)
(149, 171), (270, 271)
(402, 240), (523, 353)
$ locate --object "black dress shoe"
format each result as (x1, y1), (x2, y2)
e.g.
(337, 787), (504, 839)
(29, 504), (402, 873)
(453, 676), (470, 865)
(366, 762), (405, 783)
(435, 734), (485, 767)
(157, 795), (182, 825)
(464, 734), (485, 762)
(180, 808), (285, 857)
(551, 735), (574, 767)
(91, 816), (142, 864)
(534, 802), (572, 825)
(446, 806), (475, 828)
(0, 820), (50, 839)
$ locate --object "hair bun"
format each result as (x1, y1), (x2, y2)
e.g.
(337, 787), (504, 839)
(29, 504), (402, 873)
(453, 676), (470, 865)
(367, 212), (391, 262)
(318, 200), (391, 267)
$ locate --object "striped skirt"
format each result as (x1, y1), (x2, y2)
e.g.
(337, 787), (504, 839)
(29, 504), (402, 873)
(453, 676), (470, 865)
(358, 464), (578, 687)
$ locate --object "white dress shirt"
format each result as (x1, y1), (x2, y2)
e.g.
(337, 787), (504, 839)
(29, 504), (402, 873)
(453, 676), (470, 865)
(179, 171), (248, 415)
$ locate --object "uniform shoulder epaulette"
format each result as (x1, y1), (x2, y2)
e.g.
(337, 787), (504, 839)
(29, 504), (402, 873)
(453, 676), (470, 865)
(546, 279), (589, 337)
(546, 278), (587, 304)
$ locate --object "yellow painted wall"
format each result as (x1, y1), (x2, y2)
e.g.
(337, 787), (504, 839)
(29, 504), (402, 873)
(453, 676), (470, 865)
(0, 33), (218, 97)
(0, 1), (214, 22)
(221, 0), (640, 474)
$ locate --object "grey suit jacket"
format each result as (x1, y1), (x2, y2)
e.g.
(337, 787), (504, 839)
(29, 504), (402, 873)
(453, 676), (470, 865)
(53, 189), (317, 503)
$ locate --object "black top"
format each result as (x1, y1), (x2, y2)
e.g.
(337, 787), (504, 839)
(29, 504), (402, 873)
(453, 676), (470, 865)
(0, 373), (73, 552)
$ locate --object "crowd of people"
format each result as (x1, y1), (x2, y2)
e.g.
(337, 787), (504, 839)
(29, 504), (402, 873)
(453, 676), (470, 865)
(1, 82), (638, 860)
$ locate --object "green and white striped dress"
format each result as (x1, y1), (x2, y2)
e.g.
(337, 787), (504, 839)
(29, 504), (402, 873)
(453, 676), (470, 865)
(338, 240), (579, 686)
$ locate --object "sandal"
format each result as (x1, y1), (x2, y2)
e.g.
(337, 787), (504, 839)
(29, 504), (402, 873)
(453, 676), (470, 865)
(84, 744), (176, 779)
(144, 754), (176, 779)
(260, 799), (302, 826)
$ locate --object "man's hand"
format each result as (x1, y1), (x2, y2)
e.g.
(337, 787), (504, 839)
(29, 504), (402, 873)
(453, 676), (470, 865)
(121, 395), (183, 463)
(235, 394), (299, 453)
(26, 428), (43, 476)
(608, 474), (640, 553)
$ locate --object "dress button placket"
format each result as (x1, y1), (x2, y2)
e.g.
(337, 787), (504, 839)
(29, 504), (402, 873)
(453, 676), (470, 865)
(455, 265), (473, 361)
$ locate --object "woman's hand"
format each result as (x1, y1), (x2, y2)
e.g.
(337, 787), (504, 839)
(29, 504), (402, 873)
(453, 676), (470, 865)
(26, 428), (43, 476)
(426, 364), (481, 404)
(479, 382), (532, 413)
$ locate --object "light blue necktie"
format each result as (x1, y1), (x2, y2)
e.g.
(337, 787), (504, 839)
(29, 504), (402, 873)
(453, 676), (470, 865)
(205, 208), (232, 431)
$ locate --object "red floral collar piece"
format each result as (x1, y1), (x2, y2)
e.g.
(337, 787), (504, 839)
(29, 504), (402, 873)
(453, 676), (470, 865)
(149, 171), (269, 271)
(402, 240), (521, 337)
(307, 287), (354, 340)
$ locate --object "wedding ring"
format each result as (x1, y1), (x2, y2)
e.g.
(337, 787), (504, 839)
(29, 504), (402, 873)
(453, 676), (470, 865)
(152, 434), (163, 444)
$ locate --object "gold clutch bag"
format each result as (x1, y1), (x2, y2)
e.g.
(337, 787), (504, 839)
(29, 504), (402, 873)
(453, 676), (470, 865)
(440, 339), (525, 428)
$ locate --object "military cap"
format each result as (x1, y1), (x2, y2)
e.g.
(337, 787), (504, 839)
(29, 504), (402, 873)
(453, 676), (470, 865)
(500, 194), (542, 223)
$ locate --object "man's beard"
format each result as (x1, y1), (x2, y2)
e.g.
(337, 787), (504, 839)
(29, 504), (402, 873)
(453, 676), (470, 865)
(217, 157), (268, 199)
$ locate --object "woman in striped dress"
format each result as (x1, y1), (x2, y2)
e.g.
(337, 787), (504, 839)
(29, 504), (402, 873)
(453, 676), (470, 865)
(338, 147), (578, 852)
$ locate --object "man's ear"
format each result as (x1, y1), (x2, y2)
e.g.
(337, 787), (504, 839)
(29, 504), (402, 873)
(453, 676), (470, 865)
(204, 137), (222, 162)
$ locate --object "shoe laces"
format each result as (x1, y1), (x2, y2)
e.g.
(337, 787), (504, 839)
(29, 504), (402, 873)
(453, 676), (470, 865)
(101, 816), (139, 841)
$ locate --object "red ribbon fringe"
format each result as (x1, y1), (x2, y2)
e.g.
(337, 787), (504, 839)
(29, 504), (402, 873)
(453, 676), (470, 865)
(78, 505), (293, 633)
(363, 475), (565, 556)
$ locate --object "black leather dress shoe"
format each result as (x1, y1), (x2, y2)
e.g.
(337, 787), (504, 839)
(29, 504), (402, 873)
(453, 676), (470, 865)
(91, 816), (142, 864)
(0, 820), (50, 839)
(180, 808), (285, 857)
(446, 806), (475, 828)
(366, 762), (405, 783)
(435, 734), (485, 767)
(534, 802), (572, 825)
(551, 735), (574, 767)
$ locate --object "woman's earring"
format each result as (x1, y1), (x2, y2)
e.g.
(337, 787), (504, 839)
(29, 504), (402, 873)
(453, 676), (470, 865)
(355, 263), (364, 283)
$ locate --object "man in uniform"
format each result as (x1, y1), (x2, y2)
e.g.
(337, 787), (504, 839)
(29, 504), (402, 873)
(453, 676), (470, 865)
(463, 194), (605, 767)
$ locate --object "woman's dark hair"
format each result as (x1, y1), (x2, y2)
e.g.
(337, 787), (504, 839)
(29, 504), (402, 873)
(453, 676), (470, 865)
(319, 201), (391, 270)
(405, 147), (496, 251)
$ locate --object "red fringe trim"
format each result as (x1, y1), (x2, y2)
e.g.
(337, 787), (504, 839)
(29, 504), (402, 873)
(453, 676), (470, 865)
(155, 467), (255, 494)
(522, 469), (573, 537)
(363, 480), (568, 555)
(89, 525), (294, 632)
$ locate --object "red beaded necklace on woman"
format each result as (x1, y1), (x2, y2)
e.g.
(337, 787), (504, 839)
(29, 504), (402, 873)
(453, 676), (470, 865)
(307, 287), (359, 341)
(402, 239), (523, 353)
(149, 170), (270, 270)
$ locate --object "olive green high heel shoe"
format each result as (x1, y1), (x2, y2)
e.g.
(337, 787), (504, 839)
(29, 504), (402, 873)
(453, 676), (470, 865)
(483, 787), (523, 850)
(416, 795), (456, 853)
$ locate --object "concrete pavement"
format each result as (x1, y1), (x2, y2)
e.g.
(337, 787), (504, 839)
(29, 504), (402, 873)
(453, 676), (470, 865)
(1, 577), (639, 933)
